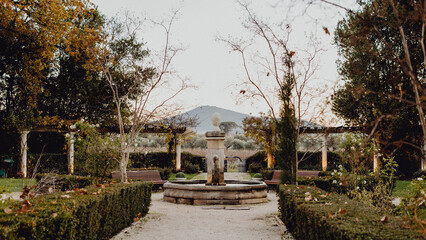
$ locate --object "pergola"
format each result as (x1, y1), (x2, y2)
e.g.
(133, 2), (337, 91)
(18, 125), (186, 178)
(299, 126), (366, 171)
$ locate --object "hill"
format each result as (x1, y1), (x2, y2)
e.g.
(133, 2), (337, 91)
(178, 105), (323, 134)
(180, 105), (250, 134)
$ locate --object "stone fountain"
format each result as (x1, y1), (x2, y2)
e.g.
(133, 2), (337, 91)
(163, 113), (267, 205)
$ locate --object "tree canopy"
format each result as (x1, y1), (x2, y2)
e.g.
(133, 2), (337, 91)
(0, 0), (103, 129)
(332, 0), (424, 174)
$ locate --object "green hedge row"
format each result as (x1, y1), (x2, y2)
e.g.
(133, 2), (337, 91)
(129, 151), (204, 170)
(0, 182), (152, 240)
(278, 185), (423, 239)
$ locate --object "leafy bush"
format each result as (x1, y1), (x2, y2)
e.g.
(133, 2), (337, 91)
(0, 182), (152, 240)
(245, 151), (267, 169)
(248, 162), (262, 173)
(184, 162), (199, 174)
(260, 168), (274, 180)
(157, 168), (171, 180)
(393, 177), (426, 234)
(129, 152), (173, 169)
(278, 185), (424, 240)
(175, 172), (185, 178)
(253, 173), (262, 178)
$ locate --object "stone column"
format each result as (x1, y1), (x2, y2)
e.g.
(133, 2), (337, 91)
(373, 152), (379, 172)
(20, 130), (30, 178)
(205, 113), (226, 186)
(176, 138), (182, 171)
(67, 132), (75, 175)
(321, 134), (328, 172)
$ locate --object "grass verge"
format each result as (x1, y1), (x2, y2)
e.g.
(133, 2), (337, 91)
(0, 178), (36, 193)
(392, 180), (411, 198)
(168, 173), (199, 180)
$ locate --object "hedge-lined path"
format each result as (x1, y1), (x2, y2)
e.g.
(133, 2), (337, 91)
(111, 173), (294, 240)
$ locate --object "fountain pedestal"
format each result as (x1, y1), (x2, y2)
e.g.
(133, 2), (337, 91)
(205, 130), (226, 186)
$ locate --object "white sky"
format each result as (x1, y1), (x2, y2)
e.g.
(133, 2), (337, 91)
(91, 0), (352, 123)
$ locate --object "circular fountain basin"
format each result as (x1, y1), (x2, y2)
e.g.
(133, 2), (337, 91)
(163, 180), (267, 205)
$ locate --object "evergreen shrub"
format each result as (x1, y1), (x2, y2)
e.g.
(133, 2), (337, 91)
(278, 185), (423, 239)
(0, 182), (152, 240)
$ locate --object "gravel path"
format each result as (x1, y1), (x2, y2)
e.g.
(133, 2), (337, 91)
(111, 173), (294, 240)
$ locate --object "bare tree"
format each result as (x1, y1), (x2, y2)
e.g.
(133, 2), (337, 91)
(99, 10), (189, 182)
(219, 1), (326, 171)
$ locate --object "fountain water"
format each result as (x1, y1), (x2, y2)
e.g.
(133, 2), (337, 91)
(163, 113), (267, 205)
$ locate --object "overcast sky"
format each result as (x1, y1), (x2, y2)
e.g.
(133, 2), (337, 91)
(91, 0), (351, 122)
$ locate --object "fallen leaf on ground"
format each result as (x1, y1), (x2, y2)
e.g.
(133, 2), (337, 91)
(61, 195), (71, 199)
(4, 207), (13, 214)
(18, 205), (28, 213)
(23, 199), (31, 206)
(380, 216), (389, 223)
(338, 208), (347, 215)
(52, 213), (58, 218)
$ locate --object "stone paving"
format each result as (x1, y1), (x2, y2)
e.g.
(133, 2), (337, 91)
(111, 173), (294, 240)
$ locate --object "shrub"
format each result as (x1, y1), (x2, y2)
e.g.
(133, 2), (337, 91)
(278, 185), (423, 240)
(253, 173), (262, 178)
(393, 177), (426, 233)
(260, 168), (274, 180)
(176, 172), (185, 178)
(0, 182), (152, 240)
(184, 162), (200, 174)
(245, 151), (267, 169)
(248, 162), (262, 173)
(157, 168), (171, 180)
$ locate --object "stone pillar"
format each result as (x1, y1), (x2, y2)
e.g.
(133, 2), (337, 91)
(321, 134), (328, 172)
(373, 152), (379, 172)
(20, 130), (30, 178)
(176, 138), (182, 171)
(205, 113), (226, 186)
(67, 132), (75, 175)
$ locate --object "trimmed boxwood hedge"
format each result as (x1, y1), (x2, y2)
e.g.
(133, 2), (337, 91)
(0, 182), (152, 240)
(278, 185), (423, 240)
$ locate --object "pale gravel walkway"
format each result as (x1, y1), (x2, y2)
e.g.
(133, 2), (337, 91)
(111, 173), (294, 240)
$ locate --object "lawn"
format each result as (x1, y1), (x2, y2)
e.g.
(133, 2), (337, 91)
(168, 173), (199, 180)
(0, 178), (36, 193)
(392, 180), (411, 198)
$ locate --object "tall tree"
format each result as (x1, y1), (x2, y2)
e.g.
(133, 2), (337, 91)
(38, 9), (117, 125)
(332, 0), (425, 174)
(0, 0), (102, 129)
